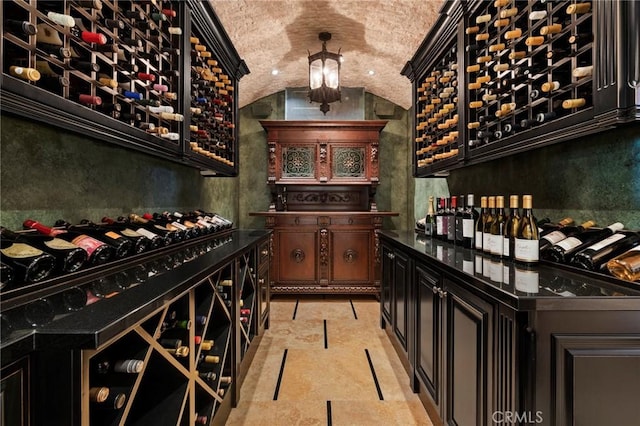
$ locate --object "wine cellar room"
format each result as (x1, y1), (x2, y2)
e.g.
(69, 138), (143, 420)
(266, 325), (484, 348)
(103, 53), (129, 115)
(1, 1), (639, 425)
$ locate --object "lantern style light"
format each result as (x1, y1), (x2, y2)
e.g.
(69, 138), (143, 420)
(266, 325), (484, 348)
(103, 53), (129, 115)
(308, 32), (342, 114)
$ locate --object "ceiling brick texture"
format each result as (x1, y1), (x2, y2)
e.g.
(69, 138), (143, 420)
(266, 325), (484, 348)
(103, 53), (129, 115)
(209, 0), (445, 109)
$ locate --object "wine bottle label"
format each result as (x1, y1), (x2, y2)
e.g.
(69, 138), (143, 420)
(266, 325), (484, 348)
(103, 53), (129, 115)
(436, 217), (444, 235)
(171, 222), (188, 231)
(71, 235), (105, 255)
(154, 224), (170, 232)
(554, 236), (582, 251)
(514, 238), (539, 262)
(105, 231), (122, 240)
(1, 243), (44, 258)
(515, 268), (539, 293)
(463, 219), (474, 238)
(503, 237), (510, 257)
(490, 235), (504, 255)
(483, 233), (493, 253)
(542, 231), (568, 245)
(44, 238), (80, 250)
(463, 259), (474, 275)
(120, 228), (143, 238)
(585, 233), (626, 252)
(135, 228), (159, 240)
(475, 231), (483, 249)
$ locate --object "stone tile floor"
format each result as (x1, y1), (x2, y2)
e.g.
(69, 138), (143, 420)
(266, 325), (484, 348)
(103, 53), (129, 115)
(226, 296), (434, 425)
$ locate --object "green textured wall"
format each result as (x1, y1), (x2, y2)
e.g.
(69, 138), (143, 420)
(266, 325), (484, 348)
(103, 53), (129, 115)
(0, 114), (239, 230)
(446, 122), (640, 229)
(236, 92), (413, 231)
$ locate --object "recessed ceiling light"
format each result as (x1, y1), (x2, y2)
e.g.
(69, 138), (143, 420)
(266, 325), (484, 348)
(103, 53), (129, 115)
(368, 70), (375, 76)
(271, 69), (279, 76)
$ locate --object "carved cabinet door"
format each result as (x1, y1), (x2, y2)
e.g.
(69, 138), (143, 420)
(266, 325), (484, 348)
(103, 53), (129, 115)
(329, 230), (371, 283)
(277, 230), (317, 282)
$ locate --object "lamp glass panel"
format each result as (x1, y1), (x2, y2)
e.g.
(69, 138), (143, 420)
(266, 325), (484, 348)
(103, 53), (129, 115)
(310, 59), (323, 89)
(324, 59), (339, 89)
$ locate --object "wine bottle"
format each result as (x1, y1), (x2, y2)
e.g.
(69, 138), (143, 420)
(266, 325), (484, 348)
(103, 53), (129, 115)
(9, 66), (41, 82)
(141, 213), (185, 242)
(544, 223), (625, 264)
(425, 196), (436, 237)
(454, 195), (465, 245)
(101, 216), (163, 250)
(447, 196), (457, 243)
(462, 194), (478, 249)
(0, 227), (87, 274)
(607, 246), (640, 282)
(483, 196), (496, 254)
(435, 197), (445, 241)
(539, 217), (575, 236)
(475, 196), (488, 251)
(23, 219), (115, 266)
(128, 214), (177, 245)
(5, 19), (38, 36)
(54, 220), (133, 259)
(489, 196), (507, 257)
(570, 232), (640, 272)
(539, 220), (596, 254)
(503, 195), (521, 259)
(514, 195), (539, 264)
(0, 230), (56, 284)
(0, 262), (16, 291)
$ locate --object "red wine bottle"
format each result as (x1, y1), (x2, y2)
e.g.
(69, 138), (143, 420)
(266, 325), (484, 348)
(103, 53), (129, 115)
(54, 220), (133, 259)
(127, 214), (177, 245)
(142, 213), (186, 241)
(23, 219), (115, 266)
(570, 232), (640, 272)
(0, 227), (87, 274)
(544, 223), (625, 264)
(0, 230), (56, 284)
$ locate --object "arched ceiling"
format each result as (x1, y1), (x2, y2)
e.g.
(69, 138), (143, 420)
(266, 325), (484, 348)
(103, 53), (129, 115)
(208, 0), (445, 110)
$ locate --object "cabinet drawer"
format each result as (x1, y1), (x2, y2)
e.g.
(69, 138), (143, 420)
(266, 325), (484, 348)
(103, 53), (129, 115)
(277, 216), (319, 226)
(258, 240), (270, 267)
(331, 216), (373, 226)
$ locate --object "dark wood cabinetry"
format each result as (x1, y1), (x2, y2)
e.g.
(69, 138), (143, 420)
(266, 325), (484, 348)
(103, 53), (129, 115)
(0, 230), (270, 425)
(404, 0), (640, 177)
(252, 120), (398, 295)
(381, 231), (640, 426)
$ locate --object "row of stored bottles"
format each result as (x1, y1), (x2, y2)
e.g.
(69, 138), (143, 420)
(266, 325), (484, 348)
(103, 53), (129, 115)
(81, 260), (256, 425)
(410, 0), (609, 175)
(0, 210), (233, 291)
(1, 0), (246, 174)
(416, 194), (640, 282)
(415, 232), (633, 297)
(0, 232), (235, 341)
(3, 0), (183, 140)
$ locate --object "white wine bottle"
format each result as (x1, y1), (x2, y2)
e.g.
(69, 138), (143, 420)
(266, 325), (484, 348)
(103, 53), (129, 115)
(514, 195), (539, 264)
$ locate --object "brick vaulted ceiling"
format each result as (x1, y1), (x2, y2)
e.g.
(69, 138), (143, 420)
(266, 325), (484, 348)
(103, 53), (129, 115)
(208, 0), (445, 110)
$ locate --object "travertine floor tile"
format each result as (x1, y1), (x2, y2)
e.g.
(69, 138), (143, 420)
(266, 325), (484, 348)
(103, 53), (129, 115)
(227, 297), (434, 425)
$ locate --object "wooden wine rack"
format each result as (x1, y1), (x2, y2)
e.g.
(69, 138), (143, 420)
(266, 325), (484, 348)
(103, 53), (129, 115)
(404, 0), (640, 177)
(0, 0), (248, 176)
(0, 229), (270, 425)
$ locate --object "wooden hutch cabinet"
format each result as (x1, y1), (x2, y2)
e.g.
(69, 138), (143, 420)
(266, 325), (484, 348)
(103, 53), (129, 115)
(251, 120), (398, 295)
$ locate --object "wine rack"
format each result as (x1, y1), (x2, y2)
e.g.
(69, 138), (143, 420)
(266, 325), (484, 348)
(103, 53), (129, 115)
(404, 0), (640, 177)
(414, 40), (460, 170)
(0, 229), (270, 425)
(1, 0), (248, 176)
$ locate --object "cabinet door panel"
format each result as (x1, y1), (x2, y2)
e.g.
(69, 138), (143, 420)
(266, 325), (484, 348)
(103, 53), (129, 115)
(277, 230), (317, 281)
(381, 244), (393, 323)
(330, 230), (370, 282)
(416, 266), (442, 414)
(445, 279), (493, 426)
(393, 251), (410, 351)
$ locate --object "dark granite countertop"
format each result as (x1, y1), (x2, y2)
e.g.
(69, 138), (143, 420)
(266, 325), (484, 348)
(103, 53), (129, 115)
(380, 230), (640, 311)
(1, 230), (270, 364)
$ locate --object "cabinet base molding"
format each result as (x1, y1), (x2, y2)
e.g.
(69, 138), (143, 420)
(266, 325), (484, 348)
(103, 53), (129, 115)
(271, 285), (378, 294)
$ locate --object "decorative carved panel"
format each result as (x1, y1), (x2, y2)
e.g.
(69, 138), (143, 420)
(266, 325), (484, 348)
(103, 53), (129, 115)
(282, 147), (315, 178)
(333, 147), (366, 178)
